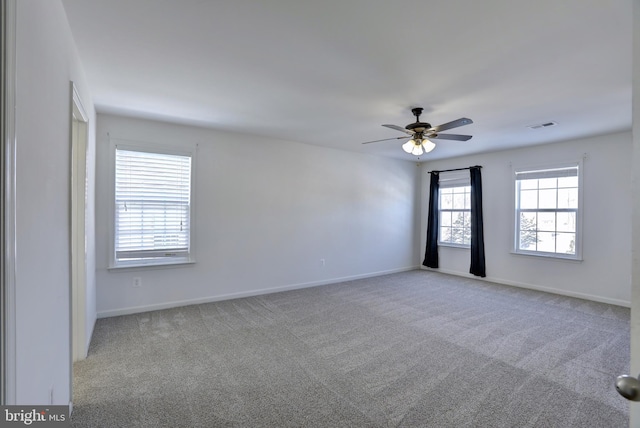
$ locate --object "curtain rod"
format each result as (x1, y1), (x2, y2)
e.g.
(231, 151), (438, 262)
(427, 165), (482, 174)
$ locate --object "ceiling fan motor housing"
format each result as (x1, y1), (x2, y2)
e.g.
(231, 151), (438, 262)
(407, 107), (430, 132)
(406, 122), (431, 132)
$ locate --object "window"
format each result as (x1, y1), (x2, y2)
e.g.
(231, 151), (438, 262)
(111, 140), (196, 268)
(439, 171), (471, 247)
(514, 163), (581, 259)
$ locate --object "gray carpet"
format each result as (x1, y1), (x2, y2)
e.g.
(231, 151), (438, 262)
(71, 270), (630, 427)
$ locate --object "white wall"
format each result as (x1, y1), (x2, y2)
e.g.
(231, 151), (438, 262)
(420, 132), (632, 306)
(14, 0), (96, 405)
(95, 114), (420, 316)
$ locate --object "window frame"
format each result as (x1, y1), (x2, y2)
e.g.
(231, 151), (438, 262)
(108, 138), (197, 269)
(438, 171), (471, 249)
(512, 160), (583, 261)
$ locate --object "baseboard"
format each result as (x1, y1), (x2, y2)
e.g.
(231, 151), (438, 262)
(421, 267), (631, 308)
(97, 266), (419, 318)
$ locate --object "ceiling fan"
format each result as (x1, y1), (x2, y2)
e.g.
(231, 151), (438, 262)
(363, 107), (473, 156)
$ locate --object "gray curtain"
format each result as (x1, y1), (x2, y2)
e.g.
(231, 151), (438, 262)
(422, 172), (439, 268)
(469, 166), (486, 277)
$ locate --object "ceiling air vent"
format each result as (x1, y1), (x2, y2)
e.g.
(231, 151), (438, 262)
(528, 121), (557, 130)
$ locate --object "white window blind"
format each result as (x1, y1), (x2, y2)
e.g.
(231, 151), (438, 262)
(439, 170), (470, 189)
(515, 165), (578, 181)
(115, 148), (192, 264)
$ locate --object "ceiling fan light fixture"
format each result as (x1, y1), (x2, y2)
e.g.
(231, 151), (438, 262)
(402, 140), (415, 153)
(421, 138), (436, 153)
(411, 141), (424, 156)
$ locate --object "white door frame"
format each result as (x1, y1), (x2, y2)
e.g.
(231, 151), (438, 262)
(70, 83), (89, 368)
(630, 1), (640, 425)
(1, 0), (17, 406)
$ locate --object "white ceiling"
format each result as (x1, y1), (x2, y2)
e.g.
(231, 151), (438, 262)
(61, 0), (632, 162)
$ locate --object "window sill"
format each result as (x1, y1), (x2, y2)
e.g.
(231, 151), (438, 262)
(510, 251), (583, 263)
(108, 259), (196, 272)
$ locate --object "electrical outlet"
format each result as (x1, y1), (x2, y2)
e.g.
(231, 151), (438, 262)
(133, 277), (142, 288)
(320, 258), (325, 267)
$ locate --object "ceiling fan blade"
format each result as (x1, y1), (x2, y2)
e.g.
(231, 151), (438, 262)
(429, 133), (472, 141)
(429, 118), (473, 133)
(362, 136), (410, 145)
(382, 124), (412, 135)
